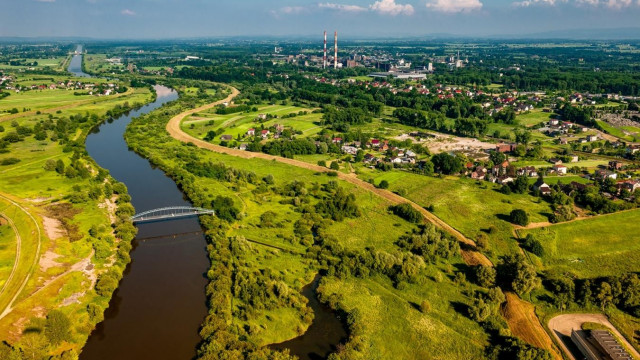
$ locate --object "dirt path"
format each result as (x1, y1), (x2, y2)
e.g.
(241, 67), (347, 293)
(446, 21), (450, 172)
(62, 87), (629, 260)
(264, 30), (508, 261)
(0, 87), (135, 123)
(0, 193), (42, 320)
(522, 208), (640, 230)
(0, 213), (21, 301)
(166, 85), (563, 355)
(502, 292), (563, 359)
(549, 313), (640, 360)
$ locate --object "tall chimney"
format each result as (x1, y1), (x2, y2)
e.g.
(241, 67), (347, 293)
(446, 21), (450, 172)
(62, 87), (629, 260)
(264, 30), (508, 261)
(323, 31), (327, 69)
(334, 31), (338, 69)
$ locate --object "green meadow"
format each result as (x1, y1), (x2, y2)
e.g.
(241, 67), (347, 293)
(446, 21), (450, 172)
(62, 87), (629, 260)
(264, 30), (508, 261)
(520, 210), (640, 278)
(358, 169), (553, 259)
(181, 104), (323, 143)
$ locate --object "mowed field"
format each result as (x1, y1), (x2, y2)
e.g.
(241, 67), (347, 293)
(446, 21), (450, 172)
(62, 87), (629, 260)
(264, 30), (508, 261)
(520, 209), (640, 277)
(0, 90), (96, 114)
(359, 170), (553, 259)
(181, 104), (323, 143)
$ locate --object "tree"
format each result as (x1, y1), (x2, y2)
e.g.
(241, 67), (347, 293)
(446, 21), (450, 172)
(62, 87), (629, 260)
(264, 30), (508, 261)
(475, 265), (496, 288)
(596, 282), (613, 311)
(498, 254), (539, 295)
(509, 209), (529, 226)
(515, 130), (532, 145)
(45, 310), (72, 345)
(489, 150), (506, 165)
(431, 152), (463, 175)
(512, 176), (530, 194)
(330, 161), (340, 170)
(389, 203), (422, 223)
(468, 297), (491, 322)
(55, 159), (65, 174)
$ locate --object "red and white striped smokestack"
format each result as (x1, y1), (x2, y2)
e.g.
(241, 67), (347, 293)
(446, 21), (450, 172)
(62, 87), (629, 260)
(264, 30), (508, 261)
(323, 31), (327, 69)
(334, 31), (338, 69)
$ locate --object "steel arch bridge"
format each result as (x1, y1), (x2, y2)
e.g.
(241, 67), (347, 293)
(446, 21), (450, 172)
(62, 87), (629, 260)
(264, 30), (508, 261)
(130, 207), (215, 223)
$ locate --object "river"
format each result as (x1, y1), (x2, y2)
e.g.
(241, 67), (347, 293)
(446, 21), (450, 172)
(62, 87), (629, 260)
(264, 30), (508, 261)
(76, 46), (346, 360)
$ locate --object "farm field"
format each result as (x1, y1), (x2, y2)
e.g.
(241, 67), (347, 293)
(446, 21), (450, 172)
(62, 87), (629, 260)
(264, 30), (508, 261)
(0, 90), (95, 113)
(520, 209), (640, 278)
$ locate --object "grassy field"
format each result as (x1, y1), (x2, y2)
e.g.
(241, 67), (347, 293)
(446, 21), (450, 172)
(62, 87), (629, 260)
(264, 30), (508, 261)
(0, 90), (96, 113)
(518, 110), (553, 127)
(520, 210), (640, 277)
(320, 272), (489, 359)
(0, 57), (68, 71)
(596, 120), (635, 141)
(357, 169), (553, 260)
(0, 219), (16, 291)
(181, 104), (323, 143)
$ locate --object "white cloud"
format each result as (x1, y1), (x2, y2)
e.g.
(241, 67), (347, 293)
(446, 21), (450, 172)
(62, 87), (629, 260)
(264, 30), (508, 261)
(280, 6), (308, 14)
(370, 0), (415, 15)
(516, 0), (637, 7)
(426, 0), (483, 13)
(121, 9), (136, 16)
(513, 0), (562, 7)
(318, 2), (368, 12)
(604, 0), (632, 8)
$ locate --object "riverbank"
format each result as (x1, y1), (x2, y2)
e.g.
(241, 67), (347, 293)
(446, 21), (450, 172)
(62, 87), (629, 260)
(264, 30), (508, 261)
(0, 63), (155, 357)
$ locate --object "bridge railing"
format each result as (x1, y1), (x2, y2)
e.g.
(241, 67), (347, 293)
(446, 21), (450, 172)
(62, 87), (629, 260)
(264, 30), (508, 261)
(130, 207), (215, 222)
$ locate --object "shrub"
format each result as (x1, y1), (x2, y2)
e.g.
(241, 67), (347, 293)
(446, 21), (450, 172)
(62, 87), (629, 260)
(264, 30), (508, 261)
(389, 203), (422, 223)
(44, 310), (72, 345)
(509, 209), (529, 226)
(377, 180), (389, 189)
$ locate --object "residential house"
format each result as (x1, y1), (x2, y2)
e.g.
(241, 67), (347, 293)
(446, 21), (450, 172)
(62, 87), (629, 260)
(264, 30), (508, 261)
(247, 128), (255, 136)
(587, 135), (599, 142)
(261, 129), (270, 139)
(595, 169), (617, 180)
(496, 143), (517, 153)
(517, 166), (538, 177)
(533, 179), (551, 195)
(553, 164), (568, 175)
(609, 160), (623, 170)
(220, 135), (233, 141)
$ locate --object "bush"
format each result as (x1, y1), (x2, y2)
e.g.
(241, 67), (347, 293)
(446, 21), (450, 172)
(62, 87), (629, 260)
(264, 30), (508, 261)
(317, 160), (327, 167)
(330, 161), (340, 170)
(95, 273), (120, 297)
(420, 300), (431, 313)
(0, 158), (20, 166)
(377, 180), (389, 189)
(523, 234), (544, 257)
(509, 209), (529, 226)
(45, 310), (72, 345)
(389, 203), (422, 223)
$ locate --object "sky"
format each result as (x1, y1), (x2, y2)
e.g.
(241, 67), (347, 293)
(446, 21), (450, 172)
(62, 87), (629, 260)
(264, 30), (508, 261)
(1, 0), (640, 39)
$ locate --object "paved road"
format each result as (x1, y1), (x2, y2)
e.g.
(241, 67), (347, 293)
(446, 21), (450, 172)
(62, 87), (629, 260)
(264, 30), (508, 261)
(549, 313), (640, 360)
